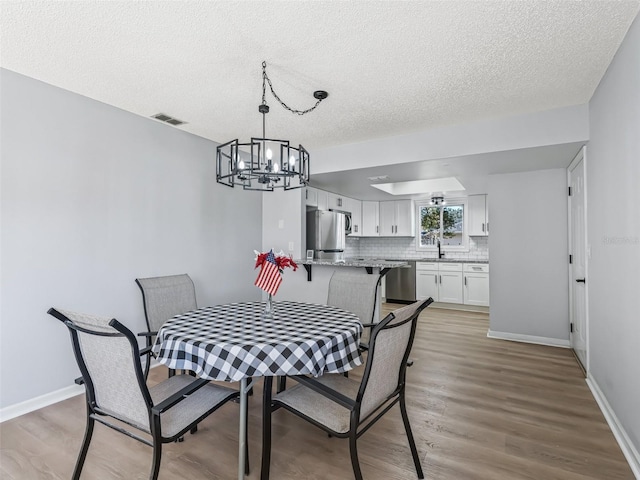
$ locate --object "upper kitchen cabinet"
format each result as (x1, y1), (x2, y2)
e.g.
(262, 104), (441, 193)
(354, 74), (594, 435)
(361, 201), (380, 236)
(347, 198), (363, 237)
(327, 192), (348, 211)
(305, 187), (318, 207)
(468, 194), (489, 236)
(379, 200), (415, 236)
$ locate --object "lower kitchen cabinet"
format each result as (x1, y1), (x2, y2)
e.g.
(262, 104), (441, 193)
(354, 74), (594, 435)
(417, 261), (489, 306)
(416, 262), (463, 303)
(439, 271), (463, 303)
(416, 268), (439, 301)
(463, 263), (490, 306)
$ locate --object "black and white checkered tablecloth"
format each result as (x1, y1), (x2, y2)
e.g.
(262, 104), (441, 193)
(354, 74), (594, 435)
(152, 301), (363, 382)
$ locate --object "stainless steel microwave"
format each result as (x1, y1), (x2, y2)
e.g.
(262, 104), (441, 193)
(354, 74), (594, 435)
(330, 209), (352, 235)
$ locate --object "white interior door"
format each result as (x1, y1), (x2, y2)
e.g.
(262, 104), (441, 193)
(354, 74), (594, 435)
(569, 148), (588, 371)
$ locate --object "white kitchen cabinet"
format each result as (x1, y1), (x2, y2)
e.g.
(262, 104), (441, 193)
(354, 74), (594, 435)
(379, 200), (415, 236)
(437, 262), (463, 303)
(463, 263), (490, 306)
(316, 189), (328, 211)
(439, 271), (463, 303)
(305, 187), (318, 207)
(416, 262), (466, 304)
(348, 198), (363, 236)
(327, 192), (348, 211)
(468, 194), (489, 236)
(416, 263), (439, 301)
(362, 201), (380, 236)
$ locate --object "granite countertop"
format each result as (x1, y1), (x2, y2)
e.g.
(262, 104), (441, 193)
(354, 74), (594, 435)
(297, 257), (488, 267)
(415, 258), (488, 264)
(297, 259), (408, 268)
(348, 257), (489, 264)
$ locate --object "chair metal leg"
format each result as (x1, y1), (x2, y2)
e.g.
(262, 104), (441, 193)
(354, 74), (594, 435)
(72, 413), (95, 480)
(260, 376), (273, 480)
(399, 395), (424, 479)
(150, 440), (162, 480)
(348, 432), (363, 480)
(245, 393), (250, 475)
(276, 376), (286, 393)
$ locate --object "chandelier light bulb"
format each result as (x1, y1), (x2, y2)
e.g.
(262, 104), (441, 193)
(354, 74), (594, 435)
(266, 148), (273, 160)
(238, 159), (245, 170)
(273, 162), (279, 173)
(289, 155), (296, 167)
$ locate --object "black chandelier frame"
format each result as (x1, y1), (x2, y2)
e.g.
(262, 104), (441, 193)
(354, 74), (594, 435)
(216, 62), (326, 191)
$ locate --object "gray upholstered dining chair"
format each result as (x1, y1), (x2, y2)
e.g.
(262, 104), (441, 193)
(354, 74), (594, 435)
(326, 270), (381, 349)
(261, 297), (434, 480)
(135, 274), (197, 378)
(47, 307), (245, 480)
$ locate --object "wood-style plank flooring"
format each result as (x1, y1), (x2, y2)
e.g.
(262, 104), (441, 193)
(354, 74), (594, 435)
(0, 305), (633, 479)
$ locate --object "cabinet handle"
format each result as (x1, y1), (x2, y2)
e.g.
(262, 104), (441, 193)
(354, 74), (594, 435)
(439, 275), (442, 284)
(354, 225), (358, 233)
(434, 275), (437, 284)
(482, 223), (485, 232)
(576, 278), (586, 283)
(376, 225), (379, 233)
(487, 222), (489, 232)
(464, 276), (467, 286)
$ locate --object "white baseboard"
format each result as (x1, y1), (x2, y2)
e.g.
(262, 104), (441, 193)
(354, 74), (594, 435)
(487, 329), (570, 348)
(0, 362), (163, 424)
(0, 383), (84, 423)
(587, 376), (640, 479)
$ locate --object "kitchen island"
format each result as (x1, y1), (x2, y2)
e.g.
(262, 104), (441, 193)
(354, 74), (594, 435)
(271, 259), (406, 315)
(297, 258), (407, 281)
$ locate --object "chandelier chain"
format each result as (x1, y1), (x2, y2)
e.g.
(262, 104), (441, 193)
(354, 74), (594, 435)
(261, 61), (324, 116)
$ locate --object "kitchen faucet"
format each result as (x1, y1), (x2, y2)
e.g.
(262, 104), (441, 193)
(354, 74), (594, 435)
(437, 239), (445, 259)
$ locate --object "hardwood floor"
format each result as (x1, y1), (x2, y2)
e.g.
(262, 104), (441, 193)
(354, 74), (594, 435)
(1, 305), (633, 479)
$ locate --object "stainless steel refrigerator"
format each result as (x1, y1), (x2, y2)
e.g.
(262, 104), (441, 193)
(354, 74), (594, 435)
(306, 210), (346, 260)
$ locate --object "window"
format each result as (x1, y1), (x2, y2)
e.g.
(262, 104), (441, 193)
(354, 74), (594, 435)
(416, 200), (467, 250)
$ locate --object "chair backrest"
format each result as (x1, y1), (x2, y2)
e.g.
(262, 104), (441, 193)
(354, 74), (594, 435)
(48, 308), (152, 432)
(356, 297), (433, 420)
(135, 274), (197, 332)
(327, 271), (380, 326)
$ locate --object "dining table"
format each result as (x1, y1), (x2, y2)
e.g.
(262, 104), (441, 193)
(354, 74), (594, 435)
(152, 299), (363, 480)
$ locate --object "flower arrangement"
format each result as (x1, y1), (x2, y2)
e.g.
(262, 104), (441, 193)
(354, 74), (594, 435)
(254, 250), (299, 273)
(254, 249), (298, 298)
(254, 249), (298, 318)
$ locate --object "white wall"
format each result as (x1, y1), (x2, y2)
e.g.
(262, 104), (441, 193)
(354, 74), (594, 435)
(313, 104), (589, 174)
(587, 13), (640, 458)
(261, 188), (305, 260)
(488, 169), (570, 343)
(0, 69), (262, 410)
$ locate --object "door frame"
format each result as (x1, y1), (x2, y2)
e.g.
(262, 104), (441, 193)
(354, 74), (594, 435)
(567, 146), (589, 374)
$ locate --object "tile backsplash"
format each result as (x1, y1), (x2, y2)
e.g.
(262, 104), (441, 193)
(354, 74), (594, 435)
(345, 236), (489, 261)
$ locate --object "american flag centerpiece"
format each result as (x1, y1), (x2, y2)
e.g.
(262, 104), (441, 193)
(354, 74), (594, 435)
(254, 249), (298, 317)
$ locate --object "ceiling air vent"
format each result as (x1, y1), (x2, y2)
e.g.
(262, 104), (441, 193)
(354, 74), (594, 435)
(151, 113), (187, 126)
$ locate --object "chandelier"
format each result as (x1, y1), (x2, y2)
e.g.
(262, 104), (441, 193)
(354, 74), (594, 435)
(430, 196), (445, 206)
(216, 61), (328, 191)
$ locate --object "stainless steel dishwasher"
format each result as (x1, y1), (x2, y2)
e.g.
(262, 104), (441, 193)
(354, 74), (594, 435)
(385, 261), (416, 303)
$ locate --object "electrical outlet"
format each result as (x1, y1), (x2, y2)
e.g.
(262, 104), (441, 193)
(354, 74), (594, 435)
(288, 241), (294, 252)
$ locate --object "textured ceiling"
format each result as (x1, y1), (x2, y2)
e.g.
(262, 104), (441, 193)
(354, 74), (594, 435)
(2, 1), (638, 152)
